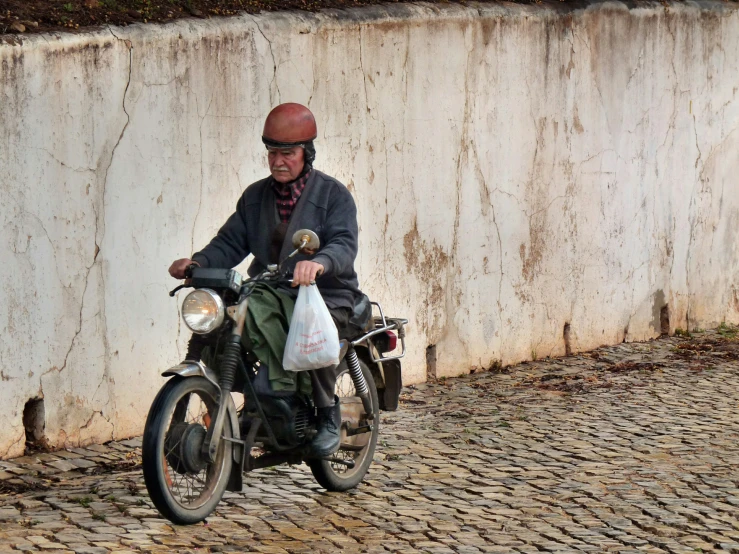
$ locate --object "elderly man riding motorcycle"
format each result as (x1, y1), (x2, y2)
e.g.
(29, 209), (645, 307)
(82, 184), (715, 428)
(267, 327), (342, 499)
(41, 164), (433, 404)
(169, 103), (364, 458)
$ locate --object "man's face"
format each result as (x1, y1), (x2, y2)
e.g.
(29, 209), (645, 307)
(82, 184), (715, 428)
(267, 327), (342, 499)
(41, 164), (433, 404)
(267, 146), (305, 183)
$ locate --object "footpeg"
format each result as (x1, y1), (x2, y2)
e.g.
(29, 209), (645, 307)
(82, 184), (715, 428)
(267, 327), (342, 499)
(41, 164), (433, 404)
(346, 424), (373, 437)
(323, 457), (355, 469)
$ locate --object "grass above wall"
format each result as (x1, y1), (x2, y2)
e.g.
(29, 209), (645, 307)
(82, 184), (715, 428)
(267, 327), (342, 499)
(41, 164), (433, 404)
(2, 0), (733, 36)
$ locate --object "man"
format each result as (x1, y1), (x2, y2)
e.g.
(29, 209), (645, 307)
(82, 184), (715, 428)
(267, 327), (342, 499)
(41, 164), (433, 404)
(169, 103), (362, 458)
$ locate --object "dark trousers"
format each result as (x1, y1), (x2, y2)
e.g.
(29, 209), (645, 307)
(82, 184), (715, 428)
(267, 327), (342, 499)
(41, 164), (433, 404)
(310, 365), (341, 408)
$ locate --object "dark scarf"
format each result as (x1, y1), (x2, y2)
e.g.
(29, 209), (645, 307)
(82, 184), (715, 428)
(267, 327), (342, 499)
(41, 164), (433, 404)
(272, 166), (312, 223)
(269, 165), (312, 263)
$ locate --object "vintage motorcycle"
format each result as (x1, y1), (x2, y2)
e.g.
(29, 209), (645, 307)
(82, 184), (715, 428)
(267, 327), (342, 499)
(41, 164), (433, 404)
(142, 230), (407, 524)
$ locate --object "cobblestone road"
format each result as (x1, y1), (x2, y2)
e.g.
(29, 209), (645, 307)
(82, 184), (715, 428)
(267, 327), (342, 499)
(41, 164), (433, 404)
(2, 328), (739, 553)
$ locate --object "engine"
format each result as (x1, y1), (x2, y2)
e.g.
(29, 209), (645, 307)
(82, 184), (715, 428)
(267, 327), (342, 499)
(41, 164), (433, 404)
(248, 395), (313, 448)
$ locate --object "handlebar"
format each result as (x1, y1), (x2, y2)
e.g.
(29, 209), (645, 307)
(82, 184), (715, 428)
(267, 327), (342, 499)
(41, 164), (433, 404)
(168, 270), (314, 298)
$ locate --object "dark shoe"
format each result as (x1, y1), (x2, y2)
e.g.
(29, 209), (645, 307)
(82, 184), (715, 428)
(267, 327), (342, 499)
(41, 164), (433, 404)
(310, 397), (341, 458)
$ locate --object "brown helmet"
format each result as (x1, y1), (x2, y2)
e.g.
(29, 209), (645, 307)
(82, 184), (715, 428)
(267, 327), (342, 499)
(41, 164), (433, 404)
(262, 103), (317, 147)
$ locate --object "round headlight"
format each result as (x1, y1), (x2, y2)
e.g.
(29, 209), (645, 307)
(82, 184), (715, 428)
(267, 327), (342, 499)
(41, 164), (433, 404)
(182, 289), (225, 334)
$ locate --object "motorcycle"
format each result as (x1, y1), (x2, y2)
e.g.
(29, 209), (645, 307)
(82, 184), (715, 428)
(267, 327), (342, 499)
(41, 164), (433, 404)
(142, 230), (407, 524)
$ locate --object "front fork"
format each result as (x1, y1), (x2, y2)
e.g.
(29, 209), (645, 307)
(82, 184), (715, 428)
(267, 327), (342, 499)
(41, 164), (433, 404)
(201, 299), (249, 463)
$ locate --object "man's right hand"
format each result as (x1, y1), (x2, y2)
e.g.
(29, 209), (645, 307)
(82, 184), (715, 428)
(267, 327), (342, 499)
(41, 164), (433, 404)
(169, 258), (199, 279)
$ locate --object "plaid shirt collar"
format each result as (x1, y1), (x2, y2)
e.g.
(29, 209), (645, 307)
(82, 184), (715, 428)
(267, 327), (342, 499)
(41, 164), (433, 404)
(272, 169), (311, 223)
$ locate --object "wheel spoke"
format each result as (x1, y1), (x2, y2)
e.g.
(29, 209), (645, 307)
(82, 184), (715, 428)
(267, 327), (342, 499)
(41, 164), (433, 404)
(164, 436), (183, 460)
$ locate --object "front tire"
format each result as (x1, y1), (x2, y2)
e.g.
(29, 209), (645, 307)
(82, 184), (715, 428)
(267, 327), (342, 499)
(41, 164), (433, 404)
(308, 359), (379, 491)
(142, 377), (233, 524)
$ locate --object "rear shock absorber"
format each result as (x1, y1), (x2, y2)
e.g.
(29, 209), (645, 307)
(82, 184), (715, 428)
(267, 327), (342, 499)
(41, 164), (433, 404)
(346, 347), (374, 419)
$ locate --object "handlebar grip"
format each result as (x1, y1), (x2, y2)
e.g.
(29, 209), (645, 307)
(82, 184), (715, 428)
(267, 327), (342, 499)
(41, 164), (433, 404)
(184, 263), (198, 279)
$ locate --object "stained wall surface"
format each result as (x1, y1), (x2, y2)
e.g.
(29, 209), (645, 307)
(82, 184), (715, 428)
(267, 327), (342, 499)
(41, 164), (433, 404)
(1, 1), (738, 457)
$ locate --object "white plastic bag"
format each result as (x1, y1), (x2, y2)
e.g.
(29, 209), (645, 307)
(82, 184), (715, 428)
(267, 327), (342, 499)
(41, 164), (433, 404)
(283, 284), (340, 371)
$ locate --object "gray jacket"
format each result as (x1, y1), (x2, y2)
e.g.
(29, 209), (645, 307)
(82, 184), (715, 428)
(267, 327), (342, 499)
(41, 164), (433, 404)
(192, 170), (361, 310)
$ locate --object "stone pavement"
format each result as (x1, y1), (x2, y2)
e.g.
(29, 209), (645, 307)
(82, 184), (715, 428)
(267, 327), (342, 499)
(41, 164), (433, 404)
(1, 327), (739, 553)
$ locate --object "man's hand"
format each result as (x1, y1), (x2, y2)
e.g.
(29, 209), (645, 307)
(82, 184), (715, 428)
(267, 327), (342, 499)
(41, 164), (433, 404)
(292, 260), (324, 287)
(169, 258), (199, 279)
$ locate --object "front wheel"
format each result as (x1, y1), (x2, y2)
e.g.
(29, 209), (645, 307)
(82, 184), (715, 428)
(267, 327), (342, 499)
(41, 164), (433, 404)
(308, 358), (379, 491)
(142, 377), (233, 524)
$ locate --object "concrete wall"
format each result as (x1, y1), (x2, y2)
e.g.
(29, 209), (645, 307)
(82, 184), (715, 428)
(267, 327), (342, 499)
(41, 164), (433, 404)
(1, 0), (738, 458)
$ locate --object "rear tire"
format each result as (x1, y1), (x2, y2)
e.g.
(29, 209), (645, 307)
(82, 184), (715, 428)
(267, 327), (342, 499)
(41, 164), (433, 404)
(308, 359), (379, 491)
(142, 377), (233, 524)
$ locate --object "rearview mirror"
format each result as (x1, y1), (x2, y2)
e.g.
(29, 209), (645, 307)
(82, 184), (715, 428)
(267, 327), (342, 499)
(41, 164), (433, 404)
(291, 229), (320, 252)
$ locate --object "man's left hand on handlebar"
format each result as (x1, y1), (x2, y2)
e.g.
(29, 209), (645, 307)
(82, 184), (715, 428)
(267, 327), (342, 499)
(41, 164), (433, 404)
(292, 260), (324, 287)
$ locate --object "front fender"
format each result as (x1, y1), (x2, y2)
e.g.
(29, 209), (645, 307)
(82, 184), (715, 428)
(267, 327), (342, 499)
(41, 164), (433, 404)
(161, 360), (240, 440)
(162, 360), (219, 391)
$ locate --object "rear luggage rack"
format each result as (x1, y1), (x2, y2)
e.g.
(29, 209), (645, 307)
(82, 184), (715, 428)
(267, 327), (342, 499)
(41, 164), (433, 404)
(351, 302), (408, 363)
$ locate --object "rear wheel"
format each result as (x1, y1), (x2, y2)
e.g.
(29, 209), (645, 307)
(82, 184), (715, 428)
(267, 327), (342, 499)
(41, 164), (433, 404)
(308, 359), (379, 491)
(142, 377), (233, 524)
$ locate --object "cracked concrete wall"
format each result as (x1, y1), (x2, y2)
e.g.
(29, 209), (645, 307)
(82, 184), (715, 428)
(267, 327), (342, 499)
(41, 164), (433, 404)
(1, 0), (738, 457)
